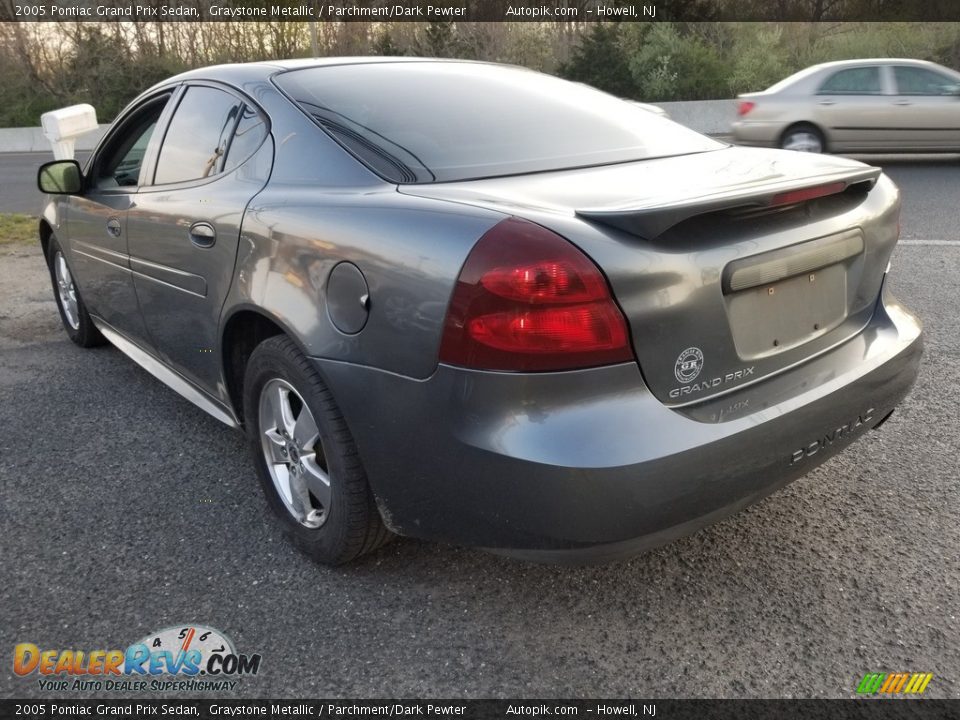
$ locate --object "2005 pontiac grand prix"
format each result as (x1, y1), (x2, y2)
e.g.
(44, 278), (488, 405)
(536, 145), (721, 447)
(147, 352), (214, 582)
(37, 58), (922, 565)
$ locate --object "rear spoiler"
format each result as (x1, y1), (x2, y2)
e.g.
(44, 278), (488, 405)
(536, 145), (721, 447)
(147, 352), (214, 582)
(575, 165), (882, 240)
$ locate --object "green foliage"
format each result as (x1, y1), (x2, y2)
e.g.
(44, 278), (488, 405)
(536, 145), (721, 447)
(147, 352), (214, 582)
(418, 21), (457, 58)
(65, 27), (187, 122)
(3, 21), (960, 127)
(373, 29), (406, 57)
(0, 72), (60, 129)
(0, 36), (63, 127)
(801, 22), (960, 67)
(497, 25), (554, 71)
(0, 25), (188, 126)
(726, 24), (791, 94)
(557, 23), (635, 97)
(624, 23), (727, 101)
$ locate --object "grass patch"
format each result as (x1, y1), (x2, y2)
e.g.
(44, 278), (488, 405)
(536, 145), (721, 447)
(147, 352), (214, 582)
(0, 213), (38, 246)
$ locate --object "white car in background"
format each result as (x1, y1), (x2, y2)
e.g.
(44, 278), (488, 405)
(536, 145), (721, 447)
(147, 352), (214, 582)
(732, 58), (960, 153)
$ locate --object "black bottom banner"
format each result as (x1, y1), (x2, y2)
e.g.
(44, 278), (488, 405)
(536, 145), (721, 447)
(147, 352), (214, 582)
(2, 700), (959, 720)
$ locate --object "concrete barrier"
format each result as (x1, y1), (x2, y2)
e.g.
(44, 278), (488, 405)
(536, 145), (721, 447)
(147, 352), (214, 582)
(656, 99), (735, 135)
(0, 100), (735, 153)
(0, 125), (108, 154)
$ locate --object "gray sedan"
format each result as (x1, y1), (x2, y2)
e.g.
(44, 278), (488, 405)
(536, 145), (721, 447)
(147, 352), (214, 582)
(37, 58), (921, 565)
(733, 58), (960, 153)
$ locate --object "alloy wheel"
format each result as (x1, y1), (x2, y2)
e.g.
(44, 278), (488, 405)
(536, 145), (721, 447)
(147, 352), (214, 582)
(258, 378), (331, 528)
(54, 251), (80, 330)
(782, 131), (823, 153)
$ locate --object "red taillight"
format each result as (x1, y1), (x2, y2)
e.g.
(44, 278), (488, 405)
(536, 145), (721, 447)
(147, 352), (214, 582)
(770, 181), (846, 207)
(479, 259), (608, 304)
(439, 218), (633, 372)
(737, 101), (756, 117)
(467, 305), (629, 354)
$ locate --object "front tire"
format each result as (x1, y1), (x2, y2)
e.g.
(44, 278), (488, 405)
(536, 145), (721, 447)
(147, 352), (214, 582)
(243, 335), (391, 565)
(46, 238), (105, 347)
(780, 123), (826, 153)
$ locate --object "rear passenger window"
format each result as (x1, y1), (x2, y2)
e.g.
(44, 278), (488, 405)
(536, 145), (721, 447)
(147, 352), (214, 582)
(155, 86), (256, 185)
(223, 104), (267, 174)
(893, 66), (958, 95)
(818, 67), (882, 95)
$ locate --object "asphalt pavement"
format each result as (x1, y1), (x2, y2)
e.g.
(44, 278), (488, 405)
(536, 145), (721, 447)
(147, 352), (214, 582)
(0, 154), (958, 699)
(0, 152), (89, 214)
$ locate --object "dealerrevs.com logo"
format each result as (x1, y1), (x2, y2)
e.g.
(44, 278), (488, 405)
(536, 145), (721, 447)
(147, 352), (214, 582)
(13, 625), (261, 692)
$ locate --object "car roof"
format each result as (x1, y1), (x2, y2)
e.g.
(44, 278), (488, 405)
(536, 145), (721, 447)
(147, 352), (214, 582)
(805, 58), (947, 71)
(753, 57), (960, 95)
(164, 56), (497, 86)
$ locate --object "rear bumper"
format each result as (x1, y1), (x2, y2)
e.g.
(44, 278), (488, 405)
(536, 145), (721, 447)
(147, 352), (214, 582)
(731, 120), (784, 147)
(315, 282), (922, 562)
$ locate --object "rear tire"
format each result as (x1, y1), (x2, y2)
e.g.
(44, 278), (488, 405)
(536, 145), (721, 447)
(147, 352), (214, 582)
(243, 335), (392, 565)
(45, 237), (105, 348)
(780, 123), (826, 153)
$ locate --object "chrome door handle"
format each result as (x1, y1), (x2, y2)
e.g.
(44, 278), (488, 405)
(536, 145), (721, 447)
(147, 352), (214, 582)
(189, 222), (216, 248)
(106, 218), (122, 238)
(894, 101), (912, 106)
(818, 100), (835, 106)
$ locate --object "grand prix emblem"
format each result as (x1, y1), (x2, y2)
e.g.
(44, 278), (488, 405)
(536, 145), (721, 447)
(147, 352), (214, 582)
(674, 347), (704, 384)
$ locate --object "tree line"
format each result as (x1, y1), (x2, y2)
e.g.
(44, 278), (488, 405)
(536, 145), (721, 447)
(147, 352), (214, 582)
(1, 19), (959, 127)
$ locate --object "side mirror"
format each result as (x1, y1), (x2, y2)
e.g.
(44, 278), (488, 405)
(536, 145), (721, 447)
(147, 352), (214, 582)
(38, 160), (83, 195)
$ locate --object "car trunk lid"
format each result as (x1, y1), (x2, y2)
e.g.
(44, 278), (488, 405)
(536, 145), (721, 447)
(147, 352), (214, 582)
(401, 147), (900, 405)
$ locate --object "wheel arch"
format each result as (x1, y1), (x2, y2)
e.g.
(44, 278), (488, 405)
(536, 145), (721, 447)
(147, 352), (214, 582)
(39, 217), (54, 259)
(220, 306), (311, 425)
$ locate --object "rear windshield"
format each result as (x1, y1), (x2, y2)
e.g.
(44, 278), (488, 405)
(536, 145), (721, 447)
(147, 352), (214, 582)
(274, 62), (722, 184)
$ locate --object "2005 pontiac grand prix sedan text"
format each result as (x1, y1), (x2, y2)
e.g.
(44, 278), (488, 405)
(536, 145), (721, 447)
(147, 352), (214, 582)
(36, 58), (922, 565)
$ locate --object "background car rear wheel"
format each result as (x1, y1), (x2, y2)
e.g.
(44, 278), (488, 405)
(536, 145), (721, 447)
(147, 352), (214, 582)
(780, 124), (825, 153)
(46, 238), (105, 348)
(243, 335), (392, 565)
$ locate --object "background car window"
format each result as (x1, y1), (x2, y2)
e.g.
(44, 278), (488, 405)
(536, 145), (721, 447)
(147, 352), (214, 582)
(893, 66), (959, 95)
(95, 97), (169, 189)
(818, 67), (882, 95)
(154, 86), (244, 185)
(222, 104), (267, 174)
